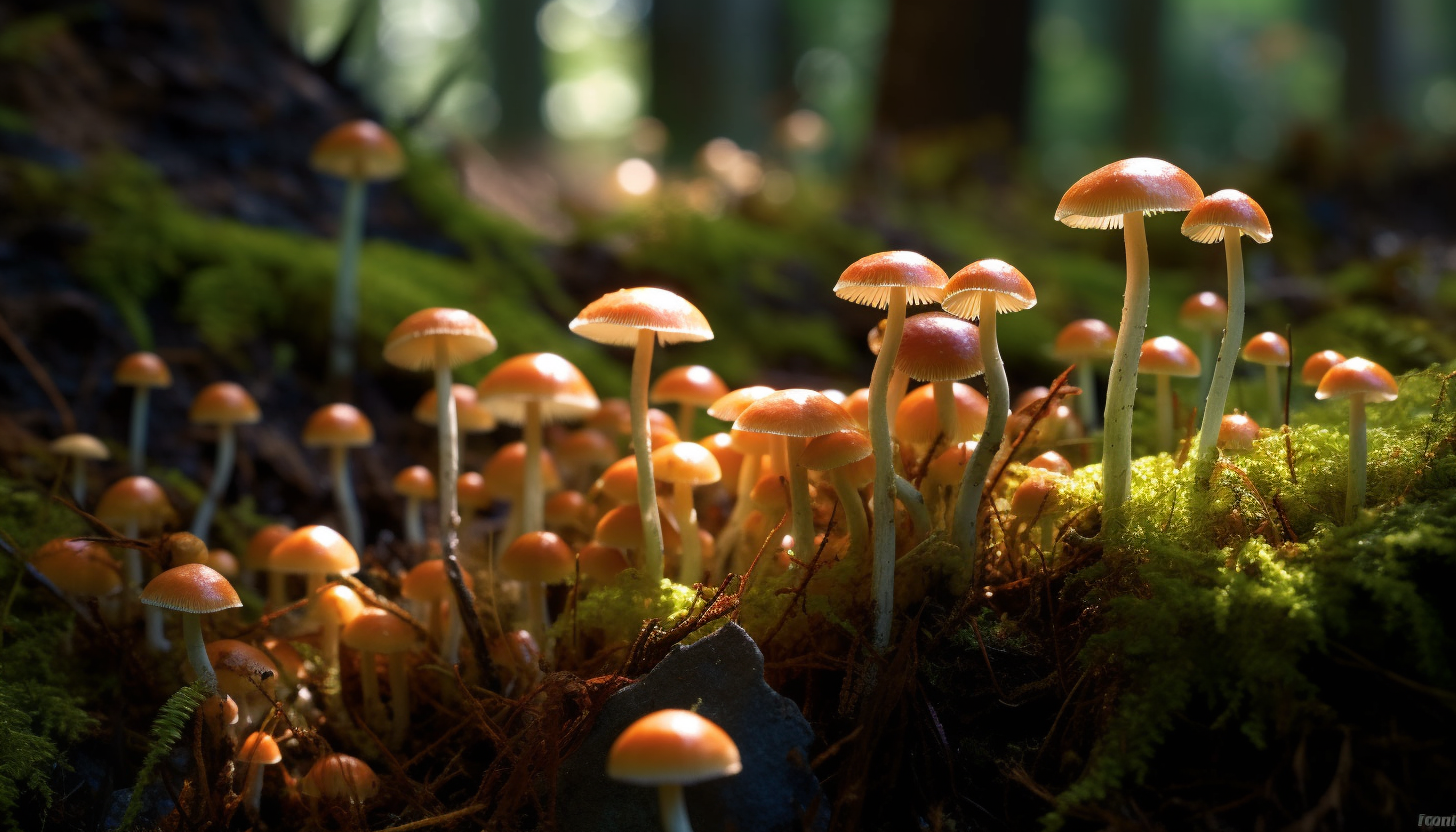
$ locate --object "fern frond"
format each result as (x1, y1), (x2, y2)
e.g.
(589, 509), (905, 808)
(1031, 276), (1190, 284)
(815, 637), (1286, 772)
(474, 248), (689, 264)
(118, 679), (210, 831)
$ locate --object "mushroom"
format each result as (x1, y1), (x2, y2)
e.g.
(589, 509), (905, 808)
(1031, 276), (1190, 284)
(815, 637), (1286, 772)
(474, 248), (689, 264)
(139, 563), (241, 694)
(303, 403), (375, 552)
(401, 559), (474, 665)
(311, 584), (364, 704)
(578, 542), (632, 584)
(651, 366), (729, 441)
(483, 442), (563, 541)
(1028, 450), (1075, 476)
(1315, 358), (1399, 523)
(414, 383), (497, 463)
(1138, 336), (1201, 454)
(651, 442), (722, 583)
(393, 466), (436, 546)
(1242, 332), (1292, 427)
(734, 390), (856, 562)
(1179, 292), (1227, 401)
(208, 549), (239, 578)
(310, 120), (405, 384)
(114, 351), (172, 474)
(1051, 319), (1117, 431)
(267, 525), (361, 621)
(342, 608), (418, 747)
(1010, 474), (1066, 555)
(245, 524), (294, 610)
(96, 476), (176, 641)
(477, 353), (600, 535)
(893, 383), (988, 459)
(1055, 159), (1203, 520)
(457, 472), (492, 538)
(1301, 350), (1347, 389)
(383, 308), (496, 650)
(607, 709), (742, 832)
(570, 288), (714, 583)
(237, 732), (281, 817)
(868, 320), (913, 419)
(832, 252), (948, 651)
(501, 531), (575, 651)
(594, 504), (683, 571)
(893, 311), (985, 459)
(301, 753), (380, 806)
(1217, 412), (1261, 452)
(188, 382), (261, 543)
(1180, 190), (1273, 485)
(842, 387), (871, 431)
(205, 639), (279, 731)
(50, 434), (109, 505)
(554, 428), (618, 489)
(800, 429), (873, 565)
(31, 538), (122, 624)
(940, 259), (1037, 557)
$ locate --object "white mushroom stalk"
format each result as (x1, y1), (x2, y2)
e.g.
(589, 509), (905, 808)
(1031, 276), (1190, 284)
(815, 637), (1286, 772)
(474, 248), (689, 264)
(191, 423), (236, 541)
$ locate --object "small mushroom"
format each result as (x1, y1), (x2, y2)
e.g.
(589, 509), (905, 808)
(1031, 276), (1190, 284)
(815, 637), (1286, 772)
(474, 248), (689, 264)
(205, 639), (279, 731)
(96, 476), (176, 641)
(651, 442), (722, 583)
(301, 753), (380, 806)
(1316, 358), (1398, 523)
(312, 584), (364, 706)
(393, 466), (436, 546)
(800, 429), (874, 566)
(245, 524), (294, 610)
(1217, 412), (1261, 452)
(114, 351), (172, 474)
(1301, 350), (1347, 389)
(401, 559), (474, 665)
(188, 382), (261, 543)
(414, 383), (496, 463)
(501, 531), (575, 650)
(1242, 331), (1291, 428)
(651, 365), (729, 441)
(139, 564), (242, 694)
(607, 709), (742, 832)
(267, 525), (361, 621)
(1138, 336), (1201, 454)
(237, 732), (281, 817)
(50, 434), (109, 505)
(1052, 319), (1117, 431)
(342, 609), (418, 746)
(1178, 292), (1227, 400)
(303, 404), (374, 552)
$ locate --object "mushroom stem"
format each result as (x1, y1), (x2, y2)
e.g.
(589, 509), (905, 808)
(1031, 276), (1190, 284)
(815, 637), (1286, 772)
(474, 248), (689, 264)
(523, 582), (548, 652)
(1196, 330), (1216, 403)
(404, 496), (423, 545)
(674, 482), (703, 583)
(1155, 373), (1174, 454)
(953, 293), (1007, 560)
(679, 403), (696, 442)
(831, 469), (868, 565)
(191, 424), (237, 543)
(722, 452), (761, 575)
(1193, 231), (1245, 487)
(328, 177), (367, 384)
(434, 339), (483, 666)
(330, 446), (365, 553)
(1346, 393), (1367, 523)
(785, 438), (814, 561)
(657, 783), (693, 832)
(1101, 211), (1152, 526)
(305, 573), (326, 621)
(70, 460), (87, 506)
(1265, 364), (1282, 428)
(358, 650), (385, 730)
(1074, 362), (1100, 432)
(242, 762), (266, 816)
(441, 599), (464, 665)
(182, 612), (217, 695)
(932, 381), (958, 447)
(266, 572), (286, 611)
(146, 595), (171, 652)
(894, 475), (932, 538)
(387, 652), (410, 749)
(768, 438), (788, 477)
(868, 286), (906, 652)
(629, 328), (666, 582)
(130, 385), (151, 475)
(522, 401), (544, 534)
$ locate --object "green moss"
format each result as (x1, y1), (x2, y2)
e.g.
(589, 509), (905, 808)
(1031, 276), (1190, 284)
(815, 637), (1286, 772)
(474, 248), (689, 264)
(562, 571), (701, 646)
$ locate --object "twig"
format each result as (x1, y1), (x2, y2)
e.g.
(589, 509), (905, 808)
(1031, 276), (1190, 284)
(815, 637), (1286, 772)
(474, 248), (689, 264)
(810, 726), (863, 769)
(0, 307), (75, 433)
(373, 805), (486, 832)
(760, 504), (836, 650)
(1214, 460), (1282, 546)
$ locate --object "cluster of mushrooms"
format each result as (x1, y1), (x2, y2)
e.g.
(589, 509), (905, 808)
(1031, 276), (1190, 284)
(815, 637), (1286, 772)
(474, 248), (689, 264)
(29, 138), (1403, 830)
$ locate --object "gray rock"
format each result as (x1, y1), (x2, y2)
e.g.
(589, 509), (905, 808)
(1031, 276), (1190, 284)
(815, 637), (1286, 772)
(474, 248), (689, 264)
(557, 623), (827, 832)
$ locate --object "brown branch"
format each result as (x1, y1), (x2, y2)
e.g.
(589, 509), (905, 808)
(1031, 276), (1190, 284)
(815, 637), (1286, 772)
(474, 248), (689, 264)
(760, 503), (836, 651)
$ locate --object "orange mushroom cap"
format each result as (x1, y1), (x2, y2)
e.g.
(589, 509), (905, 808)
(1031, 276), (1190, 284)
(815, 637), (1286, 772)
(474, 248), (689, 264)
(303, 403), (374, 448)
(555, 428), (618, 468)
(301, 753), (380, 804)
(707, 386), (776, 422)
(607, 709), (742, 785)
(401, 559), (473, 602)
(1052, 319), (1117, 361)
(342, 608), (417, 654)
(1178, 292), (1227, 332)
(652, 365), (730, 408)
(1055, 158), (1203, 229)
(206, 640), (279, 697)
(268, 526), (360, 577)
(1027, 450), (1075, 477)
(941, 258), (1037, 318)
(457, 472), (492, 510)
(842, 388), (871, 430)
(32, 538), (122, 597)
(312, 584), (365, 627)
(383, 308), (497, 371)
(1010, 475), (1064, 521)
(834, 251), (948, 308)
(190, 382), (261, 425)
(924, 441), (977, 487)
(1315, 357), (1399, 403)
(570, 287), (714, 347)
(482, 442), (562, 498)
(588, 398), (633, 436)
(114, 352), (172, 388)
(734, 389), (857, 438)
(1139, 336), (1201, 377)
(96, 476), (176, 532)
(595, 504), (682, 552)
(51, 433), (109, 461)
(578, 542), (631, 582)
(894, 312), (984, 382)
(801, 429), (872, 470)
(476, 353), (601, 423)
(1242, 332), (1291, 368)
(310, 120), (404, 181)
(140, 564), (241, 614)
(894, 383), (988, 445)
(414, 384), (498, 432)
(238, 732), (282, 765)
(393, 466), (437, 500)
(1181, 189), (1272, 244)
(651, 441), (722, 486)
(1217, 413), (1261, 451)
(1301, 350), (1347, 387)
(700, 432), (743, 484)
(501, 531), (575, 584)
(245, 524), (293, 570)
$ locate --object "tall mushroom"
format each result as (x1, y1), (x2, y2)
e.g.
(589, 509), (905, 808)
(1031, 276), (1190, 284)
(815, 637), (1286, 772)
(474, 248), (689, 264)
(734, 390), (856, 563)
(50, 434), (109, 505)
(310, 120), (405, 384)
(1055, 159), (1203, 522)
(607, 709), (742, 832)
(1138, 336), (1201, 454)
(569, 288), (714, 584)
(1052, 319), (1117, 431)
(1179, 292), (1227, 401)
(383, 308), (496, 660)
(1180, 189), (1273, 486)
(139, 563), (241, 694)
(651, 366), (729, 441)
(1316, 357), (1399, 523)
(393, 466), (436, 546)
(477, 353), (600, 535)
(1242, 332), (1291, 428)
(114, 351), (172, 474)
(832, 251), (947, 651)
(303, 404), (374, 552)
(188, 382), (261, 543)
(652, 441), (722, 583)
